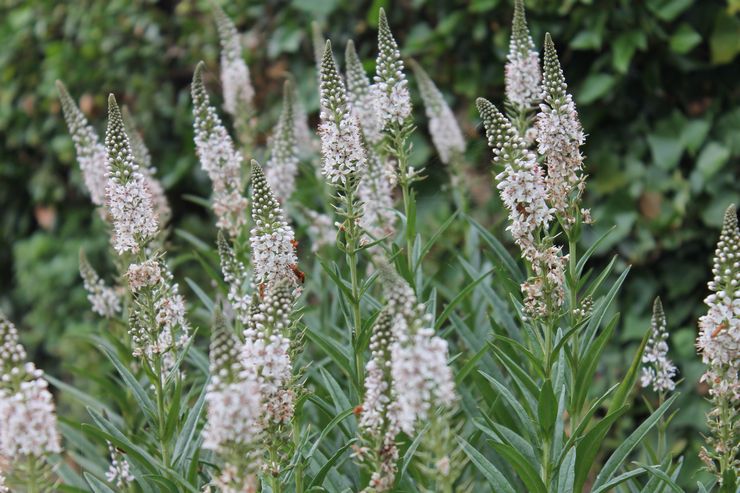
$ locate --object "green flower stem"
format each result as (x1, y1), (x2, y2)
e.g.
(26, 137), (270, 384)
(293, 426), (304, 493)
(26, 455), (39, 493)
(387, 124), (415, 275)
(153, 354), (171, 469)
(269, 445), (283, 493)
(343, 179), (364, 390)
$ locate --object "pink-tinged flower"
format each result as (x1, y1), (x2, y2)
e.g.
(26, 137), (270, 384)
(213, 4), (254, 116)
(105, 95), (159, 254)
(345, 40), (383, 144)
(241, 280), (297, 425)
(250, 161), (299, 288)
(697, 205), (740, 401)
(374, 9), (412, 129)
(0, 315), (61, 460)
(56, 81), (108, 207)
(535, 34), (589, 226)
(477, 97), (552, 259)
(79, 250), (121, 318)
(192, 62), (247, 237)
(318, 41), (367, 185)
(410, 60), (465, 165)
(122, 106), (171, 225)
(265, 80), (300, 202)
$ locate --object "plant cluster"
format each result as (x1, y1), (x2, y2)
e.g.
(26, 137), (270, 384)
(0, 2), (737, 492)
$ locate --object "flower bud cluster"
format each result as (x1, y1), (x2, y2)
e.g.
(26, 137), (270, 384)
(641, 298), (678, 393)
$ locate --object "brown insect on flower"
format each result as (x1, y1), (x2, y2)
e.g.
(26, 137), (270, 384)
(290, 264), (306, 284)
(711, 321), (728, 338)
(353, 404), (363, 417)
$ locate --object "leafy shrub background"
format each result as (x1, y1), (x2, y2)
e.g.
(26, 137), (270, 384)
(0, 0), (738, 487)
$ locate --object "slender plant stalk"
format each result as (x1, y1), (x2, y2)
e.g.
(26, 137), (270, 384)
(343, 180), (365, 388)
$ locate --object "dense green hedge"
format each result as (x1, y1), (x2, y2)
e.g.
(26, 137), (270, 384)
(1, 0), (738, 486)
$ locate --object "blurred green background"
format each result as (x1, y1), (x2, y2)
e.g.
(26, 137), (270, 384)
(0, 0), (738, 487)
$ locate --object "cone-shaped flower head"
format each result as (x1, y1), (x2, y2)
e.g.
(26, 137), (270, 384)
(265, 80), (300, 202)
(105, 94), (159, 254)
(409, 59), (465, 165)
(697, 205), (740, 400)
(358, 149), (396, 242)
(318, 41), (367, 185)
(374, 9), (412, 128)
(192, 62), (247, 237)
(505, 0), (541, 109)
(477, 97), (551, 258)
(250, 160), (299, 287)
(213, 3), (254, 116)
(122, 106), (171, 225)
(0, 314), (61, 459)
(345, 40), (383, 143)
(79, 250), (121, 318)
(535, 33), (588, 225)
(241, 280), (297, 425)
(641, 297), (677, 393)
(0, 316), (26, 376)
(56, 81), (108, 206)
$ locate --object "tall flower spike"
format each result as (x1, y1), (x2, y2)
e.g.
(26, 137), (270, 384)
(192, 62), (248, 237)
(641, 297), (677, 393)
(213, 3), (254, 116)
(697, 205), (740, 399)
(358, 149), (396, 243)
(265, 80), (300, 202)
(105, 94), (159, 254)
(56, 80), (108, 206)
(318, 41), (367, 185)
(203, 315), (262, 493)
(374, 8), (412, 129)
(122, 106), (171, 225)
(79, 250), (121, 318)
(0, 313), (61, 461)
(217, 232), (250, 323)
(250, 160), (299, 288)
(476, 97), (552, 258)
(505, 0), (541, 109)
(409, 59), (465, 165)
(358, 309), (399, 492)
(696, 205), (740, 482)
(345, 40), (383, 144)
(535, 33), (588, 225)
